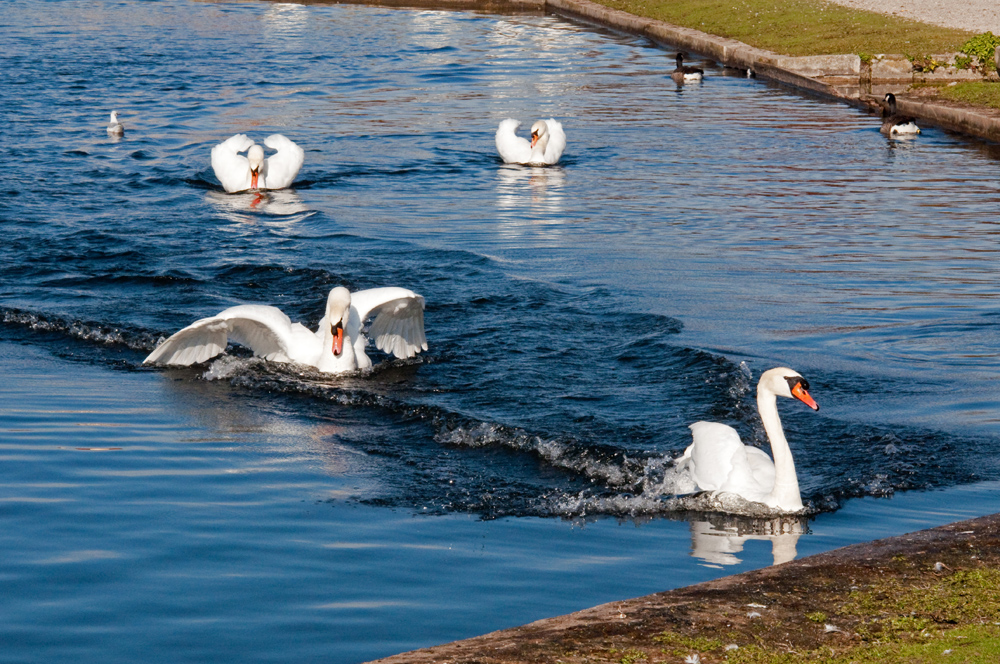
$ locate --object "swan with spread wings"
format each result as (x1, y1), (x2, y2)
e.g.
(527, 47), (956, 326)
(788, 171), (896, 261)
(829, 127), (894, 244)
(211, 133), (305, 193)
(144, 286), (427, 374)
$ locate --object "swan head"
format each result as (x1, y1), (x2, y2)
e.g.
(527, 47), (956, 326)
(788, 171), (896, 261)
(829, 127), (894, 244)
(326, 287), (352, 356)
(110, 111), (119, 123)
(530, 120), (548, 149)
(758, 367), (819, 411)
(247, 144), (265, 189)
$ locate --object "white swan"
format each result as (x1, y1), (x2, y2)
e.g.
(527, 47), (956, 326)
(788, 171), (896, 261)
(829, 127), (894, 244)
(675, 367), (819, 513)
(210, 133), (305, 193)
(496, 118), (566, 166)
(143, 286), (427, 374)
(107, 111), (124, 136)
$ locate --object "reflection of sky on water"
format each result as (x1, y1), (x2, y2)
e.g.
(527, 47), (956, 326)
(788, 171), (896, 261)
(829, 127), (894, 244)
(157, 363), (373, 491)
(263, 2), (310, 41)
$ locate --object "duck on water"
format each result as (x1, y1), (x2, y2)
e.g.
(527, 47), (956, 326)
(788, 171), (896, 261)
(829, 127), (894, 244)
(881, 93), (920, 136)
(671, 53), (704, 83)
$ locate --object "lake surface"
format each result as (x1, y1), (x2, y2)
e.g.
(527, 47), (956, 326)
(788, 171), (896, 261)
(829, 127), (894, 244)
(3, 0), (1000, 661)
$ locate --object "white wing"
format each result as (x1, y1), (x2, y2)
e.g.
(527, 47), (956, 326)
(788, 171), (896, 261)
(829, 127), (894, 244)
(349, 287), (427, 360)
(541, 118), (566, 165)
(684, 421), (774, 502)
(262, 134), (304, 190)
(144, 304), (300, 366)
(685, 421), (745, 491)
(495, 119), (532, 165)
(211, 134), (254, 193)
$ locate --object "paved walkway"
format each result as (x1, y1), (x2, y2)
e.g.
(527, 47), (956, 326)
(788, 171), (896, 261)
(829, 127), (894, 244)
(825, 0), (1000, 34)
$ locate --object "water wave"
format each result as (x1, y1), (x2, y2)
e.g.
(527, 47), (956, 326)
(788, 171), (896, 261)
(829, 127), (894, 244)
(1, 307), (160, 352)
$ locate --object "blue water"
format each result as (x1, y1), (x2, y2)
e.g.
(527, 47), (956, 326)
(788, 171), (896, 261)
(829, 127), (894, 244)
(3, 1), (1000, 661)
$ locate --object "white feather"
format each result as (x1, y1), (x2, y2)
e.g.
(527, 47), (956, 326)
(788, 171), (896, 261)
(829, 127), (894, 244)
(495, 118), (565, 166)
(145, 287), (427, 374)
(210, 133), (304, 193)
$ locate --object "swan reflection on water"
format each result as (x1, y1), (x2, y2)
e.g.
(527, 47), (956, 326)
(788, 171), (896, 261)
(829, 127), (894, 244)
(495, 164), (566, 214)
(689, 515), (807, 568)
(205, 189), (314, 226)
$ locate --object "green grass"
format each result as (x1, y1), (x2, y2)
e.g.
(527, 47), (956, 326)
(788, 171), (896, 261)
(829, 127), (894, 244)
(637, 568), (1000, 664)
(939, 81), (1000, 109)
(724, 625), (1000, 663)
(590, 0), (973, 57)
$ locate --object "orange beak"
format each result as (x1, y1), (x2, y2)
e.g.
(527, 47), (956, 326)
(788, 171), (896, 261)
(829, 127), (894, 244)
(250, 168), (259, 190)
(530, 132), (539, 148)
(791, 382), (819, 411)
(332, 323), (344, 356)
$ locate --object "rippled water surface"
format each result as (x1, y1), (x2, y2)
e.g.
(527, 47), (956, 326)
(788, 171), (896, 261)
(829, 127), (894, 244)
(4, 0), (1000, 661)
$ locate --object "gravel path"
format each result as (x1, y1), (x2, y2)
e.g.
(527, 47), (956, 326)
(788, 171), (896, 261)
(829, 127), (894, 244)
(824, 0), (1000, 33)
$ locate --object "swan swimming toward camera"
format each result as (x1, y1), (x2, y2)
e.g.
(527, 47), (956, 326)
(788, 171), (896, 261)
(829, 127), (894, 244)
(675, 367), (820, 513)
(211, 133), (304, 193)
(143, 287), (427, 374)
(495, 118), (566, 166)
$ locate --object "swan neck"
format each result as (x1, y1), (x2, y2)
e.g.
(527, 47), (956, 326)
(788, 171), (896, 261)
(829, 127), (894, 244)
(757, 387), (803, 511)
(316, 313), (355, 372)
(533, 134), (549, 157)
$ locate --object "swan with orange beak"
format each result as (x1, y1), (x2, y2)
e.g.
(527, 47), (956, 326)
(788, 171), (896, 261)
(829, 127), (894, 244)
(144, 286), (427, 375)
(210, 133), (305, 193)
(676, 367), (820, 513)
(247, 144), (265, 190)
(496, 118), (566, 166)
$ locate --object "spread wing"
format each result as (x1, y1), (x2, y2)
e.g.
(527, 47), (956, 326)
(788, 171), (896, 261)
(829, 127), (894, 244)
(349, 287), (427, 360)
(211, 134), (254, 193)
(144, 304), (298, 366)
(542, 118), (566, 165)
(495, 119), (532, 165)
(262, 134), (305, 190)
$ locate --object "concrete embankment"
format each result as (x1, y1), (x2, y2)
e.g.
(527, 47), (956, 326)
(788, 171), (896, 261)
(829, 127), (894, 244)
(540, 0), (1000, 142)
(368, 513), (1000, 663)
(345, 0), (1000, 142)
(335, 0), (1000, 141)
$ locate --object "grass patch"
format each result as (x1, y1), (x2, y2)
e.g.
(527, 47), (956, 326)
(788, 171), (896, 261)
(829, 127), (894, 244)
(724, 625), (1000, 663)
(589, 0), (972, 57)
(653, 631), (726, 655)
(840, 568), (1000, 626)
(644, 569), (1000, 664)
(939, 81), (1000, 109)
(642, 626), (1000, 663)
